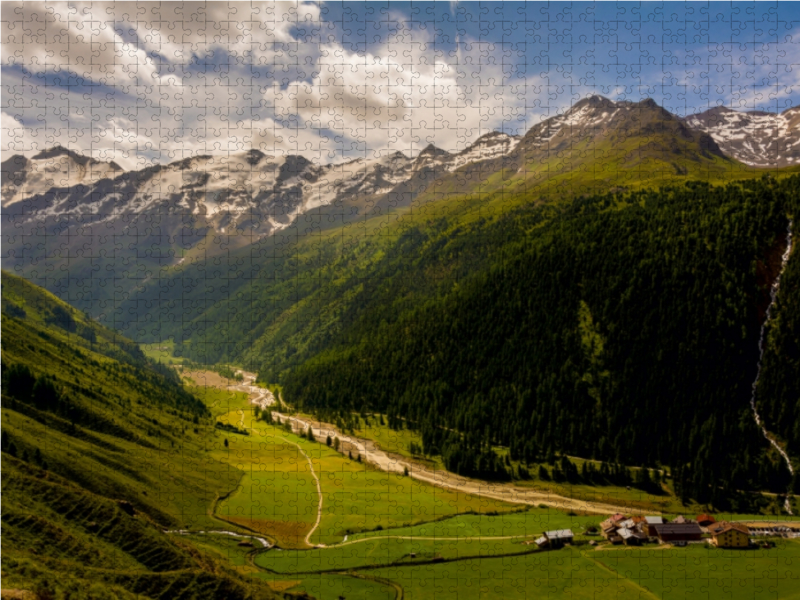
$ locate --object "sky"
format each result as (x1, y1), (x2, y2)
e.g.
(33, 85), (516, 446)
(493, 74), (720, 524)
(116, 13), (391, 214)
(2, 1), (800, 169)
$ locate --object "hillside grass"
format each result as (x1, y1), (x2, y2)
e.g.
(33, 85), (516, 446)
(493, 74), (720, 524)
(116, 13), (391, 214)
(141, 339), (186, 364)
(0, 271), (280, 599)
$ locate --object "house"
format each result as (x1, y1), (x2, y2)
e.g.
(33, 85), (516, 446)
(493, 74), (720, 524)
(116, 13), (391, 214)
(544, 529), (574, 548)
(708, 522), (750, 548)
(653, 522), (703, 543)
(643, 516), (664, 536)
(600, 519), (618, 540)
(535, 536), (549, 548)
(618, 527), (647, 546)
(696, 514), (716, 527)
(632, 516), (647, 528)
(610, 513), (627, 524)
(618, 518), (637, 530)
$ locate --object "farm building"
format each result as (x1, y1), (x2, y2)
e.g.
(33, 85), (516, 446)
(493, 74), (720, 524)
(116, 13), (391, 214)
(610, 513), (626, 524)
(643, 516), (664, 536)
(618, 527), (647, 545)
(544, 529), (574, 548)
(600, 519), (617, 540)
(535, 536), (549, 548)
(653, 522), (703, 543)
(697, 514), (716, 527)
(708, 522), (750, 548)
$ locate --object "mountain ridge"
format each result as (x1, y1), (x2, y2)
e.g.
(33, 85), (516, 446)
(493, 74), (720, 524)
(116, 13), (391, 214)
(6, 95), (796, 234)
(3, 95), (800, 340)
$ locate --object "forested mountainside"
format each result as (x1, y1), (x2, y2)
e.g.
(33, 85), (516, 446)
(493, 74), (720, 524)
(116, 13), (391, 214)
(0, 273), (284, 600)
(273, 177), (800, 506)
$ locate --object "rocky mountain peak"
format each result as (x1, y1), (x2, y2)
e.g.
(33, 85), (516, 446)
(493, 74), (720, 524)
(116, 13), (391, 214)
(684, 104), (800, 167)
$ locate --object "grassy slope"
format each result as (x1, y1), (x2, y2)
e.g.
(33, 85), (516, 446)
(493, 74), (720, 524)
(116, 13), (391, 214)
(0, 272), (284, 600)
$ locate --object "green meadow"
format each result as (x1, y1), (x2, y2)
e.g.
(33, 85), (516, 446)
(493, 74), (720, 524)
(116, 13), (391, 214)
(195, 374), (516, 548)
(256, 536), (534, 574)
(371, 549), (647, 600)
(348, 510), (597, 541)
(590, 541), (800, 600)
(364, 540), (800, 600)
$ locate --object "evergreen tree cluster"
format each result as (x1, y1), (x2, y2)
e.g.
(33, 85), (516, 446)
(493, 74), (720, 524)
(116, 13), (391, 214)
(280, 177), (800, 502)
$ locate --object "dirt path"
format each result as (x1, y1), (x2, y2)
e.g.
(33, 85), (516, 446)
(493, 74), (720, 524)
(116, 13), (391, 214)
(278, 435), (324, 548)
(217, 371), (635, 517)
(330, 533), (530, 548)
(579, 548), (660, 599)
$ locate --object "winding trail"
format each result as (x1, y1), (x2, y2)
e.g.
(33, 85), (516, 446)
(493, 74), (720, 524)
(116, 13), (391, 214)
(164, 529), (271, 548)
(278, 435), (324, 548)
(324, 533), (529, 548)
(579, 548), (660, 600)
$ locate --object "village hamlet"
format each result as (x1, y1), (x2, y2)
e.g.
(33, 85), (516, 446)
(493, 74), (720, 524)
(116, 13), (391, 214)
(598, 514), (749, 547)
(528, 511), (800, 552)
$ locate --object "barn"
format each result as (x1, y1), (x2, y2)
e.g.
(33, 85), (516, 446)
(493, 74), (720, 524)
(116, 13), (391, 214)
(653, 522), (703, 543)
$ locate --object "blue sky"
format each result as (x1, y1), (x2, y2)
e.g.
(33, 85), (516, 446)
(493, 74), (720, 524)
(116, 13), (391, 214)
(2, 1), (799, 168)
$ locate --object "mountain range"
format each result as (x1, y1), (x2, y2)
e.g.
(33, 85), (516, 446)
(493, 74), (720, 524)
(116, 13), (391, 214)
(3, 95), (798, 339)
(4, 95), (800, 511)
(4, 96), (797, 255)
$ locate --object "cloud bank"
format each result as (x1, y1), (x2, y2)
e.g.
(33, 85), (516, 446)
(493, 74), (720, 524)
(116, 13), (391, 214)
(2, 1), (798, 168)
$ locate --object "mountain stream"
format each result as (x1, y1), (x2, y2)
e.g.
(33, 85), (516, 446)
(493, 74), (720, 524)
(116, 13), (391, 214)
(749, 221), (795, 514)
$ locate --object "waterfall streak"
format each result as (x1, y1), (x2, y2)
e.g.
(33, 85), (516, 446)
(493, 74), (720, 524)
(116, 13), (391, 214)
(749, 221), (794, 514)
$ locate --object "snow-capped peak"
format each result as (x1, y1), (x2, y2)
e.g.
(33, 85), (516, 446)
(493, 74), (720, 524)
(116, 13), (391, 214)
(2, 147), (124, 206)
(683, 104), (800, 167)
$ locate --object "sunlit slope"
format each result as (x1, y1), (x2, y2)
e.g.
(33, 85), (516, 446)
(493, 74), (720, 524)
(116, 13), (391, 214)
(0, 272), (282, 600)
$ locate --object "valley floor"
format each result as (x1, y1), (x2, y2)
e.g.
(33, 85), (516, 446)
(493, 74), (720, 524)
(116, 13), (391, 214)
(174, 369), (800, 600)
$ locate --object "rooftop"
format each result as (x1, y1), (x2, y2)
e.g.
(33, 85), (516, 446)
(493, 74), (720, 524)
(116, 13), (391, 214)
(654, 523), (703, 535)
(708, 522), (749, 535)
(544, 529), (574, 540)
(645, 516), (663, 524)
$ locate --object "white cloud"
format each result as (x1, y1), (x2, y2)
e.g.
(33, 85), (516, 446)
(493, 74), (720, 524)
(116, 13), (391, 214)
(1, 1), (531, 167)
(5, 2), (797, 169)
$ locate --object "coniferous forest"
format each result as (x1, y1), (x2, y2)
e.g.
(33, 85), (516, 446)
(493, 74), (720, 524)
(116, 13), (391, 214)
(276, 177), (800, 505)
